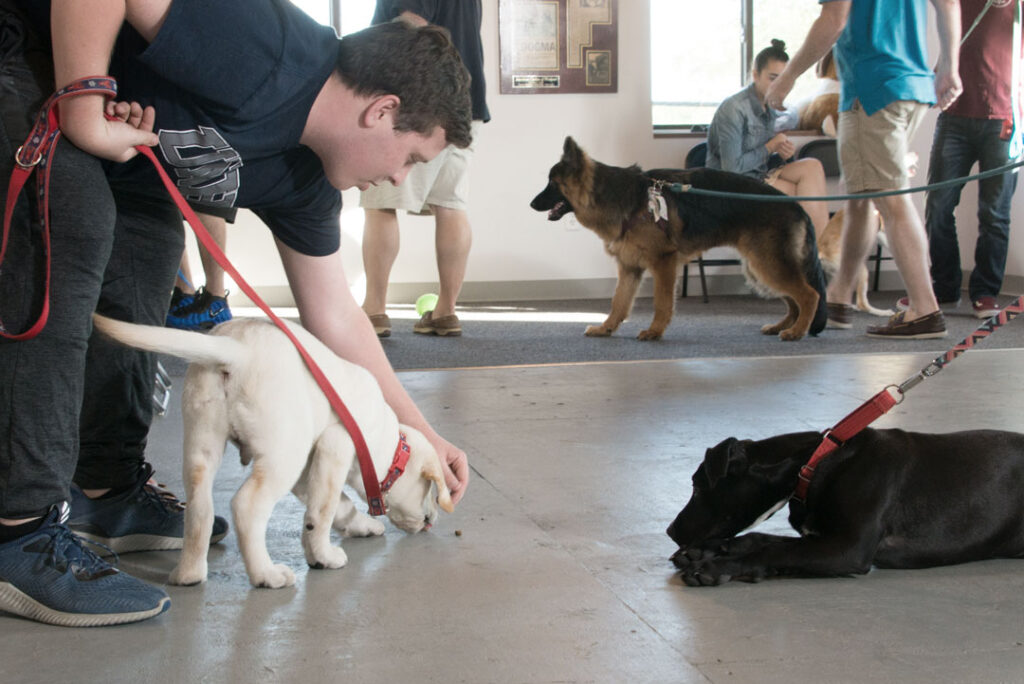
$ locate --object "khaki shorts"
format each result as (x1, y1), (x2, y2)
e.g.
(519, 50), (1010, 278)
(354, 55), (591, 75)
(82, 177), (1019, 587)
(838, 100), (928, 193)
(360, 120), (481, 215)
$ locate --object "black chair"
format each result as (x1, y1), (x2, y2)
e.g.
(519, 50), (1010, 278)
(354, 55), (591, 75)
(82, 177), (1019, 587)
(798, 138), (890, 290)
(680, 141), (741, 303)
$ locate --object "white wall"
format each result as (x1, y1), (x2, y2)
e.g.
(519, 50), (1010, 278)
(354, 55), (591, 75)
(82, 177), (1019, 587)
(213, 1), (1023, 307)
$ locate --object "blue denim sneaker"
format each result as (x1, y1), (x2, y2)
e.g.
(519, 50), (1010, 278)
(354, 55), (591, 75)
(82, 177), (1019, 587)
(165, 286), (232, 331)
(69, 463), (229, 554)
(0, 503), (170, 627)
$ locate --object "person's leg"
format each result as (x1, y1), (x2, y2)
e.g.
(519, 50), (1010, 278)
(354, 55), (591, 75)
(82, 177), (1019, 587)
(875, 192), (939, 321)
(770, 158), (830, 238)
(360, 208), (401, 316)
(924, 113), (973, 302)
(430, 206), (472, 318)
(969, 118), (1017, 302)
(826, 198), (877, 305)
(196, 212), (228, 296)
(0, 1), (169, 625)
(75, 184), (185, 492)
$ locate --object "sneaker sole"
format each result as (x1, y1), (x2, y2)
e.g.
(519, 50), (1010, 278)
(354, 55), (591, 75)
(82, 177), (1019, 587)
(866, 330), (948, 340)
(73, 530), (229, 555)
(0, 582), (170, 627)
(974, 311), (1000, 319)
(826, 319), (852, 330)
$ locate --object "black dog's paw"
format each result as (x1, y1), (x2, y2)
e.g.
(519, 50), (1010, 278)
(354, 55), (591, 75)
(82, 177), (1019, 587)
(679, 562), (732, 587)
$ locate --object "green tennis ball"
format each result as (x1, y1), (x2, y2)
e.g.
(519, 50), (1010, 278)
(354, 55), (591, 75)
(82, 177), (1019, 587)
(416, 293), (439, 316)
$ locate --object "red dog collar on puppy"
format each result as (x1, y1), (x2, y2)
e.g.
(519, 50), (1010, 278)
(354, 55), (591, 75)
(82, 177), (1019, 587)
(379, 432), (411, 497)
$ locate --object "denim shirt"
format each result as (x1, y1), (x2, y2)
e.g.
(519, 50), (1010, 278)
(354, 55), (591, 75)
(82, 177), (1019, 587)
(706, 83), (775, 178)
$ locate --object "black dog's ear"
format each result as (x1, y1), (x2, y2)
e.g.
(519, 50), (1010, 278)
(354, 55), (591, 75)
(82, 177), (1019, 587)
(702, 437), (746, 488)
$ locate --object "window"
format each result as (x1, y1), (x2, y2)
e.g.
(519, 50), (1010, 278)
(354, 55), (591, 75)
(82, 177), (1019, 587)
(289, 0), (376, 35)
(651, 0), (824, 129)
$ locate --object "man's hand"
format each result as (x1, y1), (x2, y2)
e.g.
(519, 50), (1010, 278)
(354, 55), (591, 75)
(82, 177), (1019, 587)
(58, 95), (158, 162)
(764, 73), (797, 112)
(431, 434), (469, 506)
(934, 69), (963, 111)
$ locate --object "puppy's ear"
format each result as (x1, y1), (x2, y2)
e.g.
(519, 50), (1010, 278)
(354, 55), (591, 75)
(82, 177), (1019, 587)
(702, 437), (746, 488)
(422, 453), (455, 513)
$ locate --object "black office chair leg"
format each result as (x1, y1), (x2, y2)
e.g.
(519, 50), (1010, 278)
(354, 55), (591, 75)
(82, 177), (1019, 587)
(698, 256), (709, 304)
(681, 263), (690, 298)
(873, 244), (882, 291)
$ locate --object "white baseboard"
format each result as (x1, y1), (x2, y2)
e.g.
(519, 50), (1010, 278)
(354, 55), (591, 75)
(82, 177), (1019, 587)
(227, 270), (1022, 308)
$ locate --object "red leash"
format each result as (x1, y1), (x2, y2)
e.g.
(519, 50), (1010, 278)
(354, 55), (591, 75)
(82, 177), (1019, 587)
(1, 77), (390, 516)
(793, 296), (1024, 501)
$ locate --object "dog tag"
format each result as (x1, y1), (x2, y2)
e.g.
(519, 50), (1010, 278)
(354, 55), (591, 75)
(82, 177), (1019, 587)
(648, 186), (668, 222)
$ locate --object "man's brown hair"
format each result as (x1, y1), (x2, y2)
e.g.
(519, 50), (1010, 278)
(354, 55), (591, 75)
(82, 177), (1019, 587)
(336, 21), (473, 149)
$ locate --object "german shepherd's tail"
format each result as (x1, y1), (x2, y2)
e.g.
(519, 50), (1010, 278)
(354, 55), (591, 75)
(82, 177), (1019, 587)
(802, 220), (829, 336)
(92, 314), (249, 368)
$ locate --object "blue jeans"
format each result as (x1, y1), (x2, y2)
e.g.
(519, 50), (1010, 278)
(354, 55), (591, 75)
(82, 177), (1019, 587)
(924, 113), (1018, 302)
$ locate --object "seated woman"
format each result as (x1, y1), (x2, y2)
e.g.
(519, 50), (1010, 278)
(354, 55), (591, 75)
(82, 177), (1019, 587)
(705, 39), (830, 238)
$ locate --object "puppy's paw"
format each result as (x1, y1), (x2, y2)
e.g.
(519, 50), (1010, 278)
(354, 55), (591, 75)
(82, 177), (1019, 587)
(637, 329), (663, 341)
(760, 323), (784, 335)
(250, 563), (296, 589)
(169, 562), (208, 586)
(584, 325), (613, 337)
(336, 513), (386, 537)
(308, 545), (348, 570)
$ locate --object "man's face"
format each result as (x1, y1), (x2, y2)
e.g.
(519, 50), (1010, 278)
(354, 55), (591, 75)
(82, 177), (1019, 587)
(324, 124), (448, 191)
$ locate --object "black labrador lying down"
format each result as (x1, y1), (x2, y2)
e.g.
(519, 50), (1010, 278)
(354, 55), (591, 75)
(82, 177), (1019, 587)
(667, 428), (1024, 586)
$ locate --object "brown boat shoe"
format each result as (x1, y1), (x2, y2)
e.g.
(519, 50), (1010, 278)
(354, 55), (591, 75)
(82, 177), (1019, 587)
(413, 311), (462, 336)
(866, 310), (947, 340)
(367, 313), (391, 338)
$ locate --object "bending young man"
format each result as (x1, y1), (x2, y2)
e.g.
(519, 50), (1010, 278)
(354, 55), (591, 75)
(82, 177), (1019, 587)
(0, 0), (471, 626)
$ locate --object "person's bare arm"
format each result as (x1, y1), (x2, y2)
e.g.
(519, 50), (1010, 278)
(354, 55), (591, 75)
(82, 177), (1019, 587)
(764, 1), (850, 110)
(929, 0), (963, 110)
(276, 240), (470, 505)
(50, 0), (171, 161)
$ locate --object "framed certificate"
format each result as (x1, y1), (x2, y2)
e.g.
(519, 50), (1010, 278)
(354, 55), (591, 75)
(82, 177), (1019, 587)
(499, 0), (618, 94)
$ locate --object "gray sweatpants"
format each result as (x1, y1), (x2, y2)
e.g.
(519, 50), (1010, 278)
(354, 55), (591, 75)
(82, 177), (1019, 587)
(0, 2), (183, 517)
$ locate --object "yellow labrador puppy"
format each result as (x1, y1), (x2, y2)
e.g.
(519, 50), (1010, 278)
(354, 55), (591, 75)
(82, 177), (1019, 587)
(93, 315), (453, 589)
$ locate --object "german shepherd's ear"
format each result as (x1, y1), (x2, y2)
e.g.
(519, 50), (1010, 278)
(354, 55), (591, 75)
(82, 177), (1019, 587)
(561, 136), (585, 171)
(702, 437), (747, 488)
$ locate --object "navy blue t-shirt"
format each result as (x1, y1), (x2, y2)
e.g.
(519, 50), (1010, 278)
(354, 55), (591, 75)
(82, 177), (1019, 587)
(23, 0), (344, 256)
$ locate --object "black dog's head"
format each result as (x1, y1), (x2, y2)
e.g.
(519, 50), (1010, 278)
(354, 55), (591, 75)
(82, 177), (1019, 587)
(529, 136), (588, 221)
(666, 433), (819, 548)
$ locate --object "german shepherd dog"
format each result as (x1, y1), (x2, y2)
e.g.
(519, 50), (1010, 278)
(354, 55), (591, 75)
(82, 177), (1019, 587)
(530, 137), (827, 340)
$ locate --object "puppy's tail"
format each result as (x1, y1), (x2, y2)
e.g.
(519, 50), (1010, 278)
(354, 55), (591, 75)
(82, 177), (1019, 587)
(93, 314), (246, 368)
(801, 219), (829, 336)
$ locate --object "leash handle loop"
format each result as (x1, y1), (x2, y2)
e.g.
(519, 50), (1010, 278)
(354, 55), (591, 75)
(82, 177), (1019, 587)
(1, 77), (118, 340)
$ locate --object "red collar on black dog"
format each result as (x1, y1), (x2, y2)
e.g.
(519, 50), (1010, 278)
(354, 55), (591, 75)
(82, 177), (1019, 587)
(792, 387), (899, 502)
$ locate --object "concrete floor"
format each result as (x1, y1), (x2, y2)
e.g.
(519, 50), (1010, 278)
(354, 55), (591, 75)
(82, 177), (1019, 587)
(4, 347), (1024, 683)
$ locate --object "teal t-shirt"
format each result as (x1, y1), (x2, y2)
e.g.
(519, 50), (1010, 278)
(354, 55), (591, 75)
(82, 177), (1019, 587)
(822, 0), (937, 115)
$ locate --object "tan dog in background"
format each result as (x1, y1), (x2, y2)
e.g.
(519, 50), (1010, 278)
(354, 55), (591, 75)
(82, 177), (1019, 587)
(93, 315), (453, 589)
(817, 208), (892, 317)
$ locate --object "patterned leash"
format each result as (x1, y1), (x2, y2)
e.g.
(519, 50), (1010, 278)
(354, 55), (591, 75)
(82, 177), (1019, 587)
(1, 77), (389, 516)
(793, 296), (1024, 501)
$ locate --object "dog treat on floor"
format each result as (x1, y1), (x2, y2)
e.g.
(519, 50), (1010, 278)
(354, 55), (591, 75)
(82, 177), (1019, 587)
(531, 137), (828, 341)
